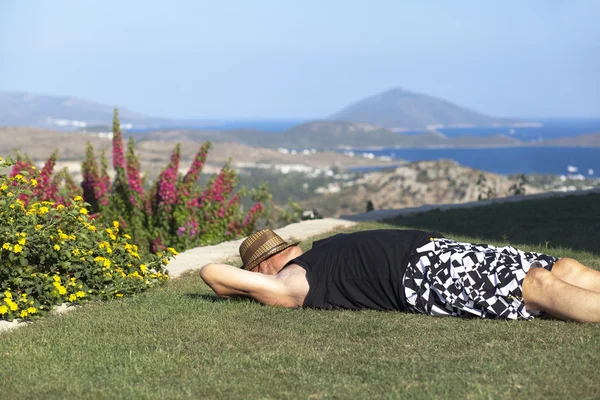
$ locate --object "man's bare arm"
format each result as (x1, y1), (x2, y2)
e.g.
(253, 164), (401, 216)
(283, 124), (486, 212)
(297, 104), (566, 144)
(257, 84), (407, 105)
(199, 263), (295, 307)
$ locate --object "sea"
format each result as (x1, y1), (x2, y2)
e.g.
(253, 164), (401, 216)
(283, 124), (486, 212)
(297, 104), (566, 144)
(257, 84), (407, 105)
(345, 118), (600, 176)
(135, 118), (600, 177)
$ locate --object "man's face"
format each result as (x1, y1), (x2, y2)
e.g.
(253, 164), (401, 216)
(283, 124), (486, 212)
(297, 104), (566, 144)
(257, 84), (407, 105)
(250, 258), (274, 274)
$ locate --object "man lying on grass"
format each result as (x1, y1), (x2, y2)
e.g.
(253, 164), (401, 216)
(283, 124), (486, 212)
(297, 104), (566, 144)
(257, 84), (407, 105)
(200, 229), (600, 322)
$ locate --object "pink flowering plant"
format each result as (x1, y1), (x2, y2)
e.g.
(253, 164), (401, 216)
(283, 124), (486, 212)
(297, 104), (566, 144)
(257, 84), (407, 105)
(7, 109), (269, 258)
(79, 109), (269, 252)
(0, 155), (171, 321)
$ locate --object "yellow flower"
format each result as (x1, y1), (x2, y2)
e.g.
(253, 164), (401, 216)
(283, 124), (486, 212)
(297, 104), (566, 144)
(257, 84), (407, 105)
(74, 195), (83, 202)
(79, 207), (88, 215)
(75, 291), (85, 298)
(13, 244), (23, 253)
(140, 264), (147, 272)
(6, 299), (18, 311)
(86, 224), (97, 232)
(52, 282), (67, 295)
(2, 243), (11, 251)
(54, 244), (61, 251)
(113, 221), (119, 230)
(38, 206), (49, 215)
(69, 294), (77, 302)
(27, 307), (36, 314)
(19, 310), (29, 318)
(35, 224), (43, 231)
(18, 238), (26, 245)
(115, 293), (124, 297)
(0, 305), (7, 315)
(167, 247), (179, 256)
(3, 291), (11, 299)
(123, 234), (132, 239)
(30, 178), (38, 187)
(56, 204), (65, 211)
(0, 183), (7, 191)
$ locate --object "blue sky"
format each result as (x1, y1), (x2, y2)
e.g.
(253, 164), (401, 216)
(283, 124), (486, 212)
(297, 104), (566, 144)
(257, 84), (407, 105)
(1, 0), (599, 119)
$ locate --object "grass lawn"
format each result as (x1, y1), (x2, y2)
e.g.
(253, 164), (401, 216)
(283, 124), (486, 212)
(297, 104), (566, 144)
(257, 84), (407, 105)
(1, 193), (600, 399)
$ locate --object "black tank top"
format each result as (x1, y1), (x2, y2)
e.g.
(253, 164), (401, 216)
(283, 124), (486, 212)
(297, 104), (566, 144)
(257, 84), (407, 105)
(289, 229), (443, 311)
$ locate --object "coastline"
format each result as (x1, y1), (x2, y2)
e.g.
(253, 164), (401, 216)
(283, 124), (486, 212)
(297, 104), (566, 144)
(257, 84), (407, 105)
(340, 143), (600, 151)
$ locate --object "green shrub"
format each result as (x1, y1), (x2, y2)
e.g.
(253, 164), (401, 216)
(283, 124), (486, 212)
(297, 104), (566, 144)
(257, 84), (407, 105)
(0, 156), (171, 321)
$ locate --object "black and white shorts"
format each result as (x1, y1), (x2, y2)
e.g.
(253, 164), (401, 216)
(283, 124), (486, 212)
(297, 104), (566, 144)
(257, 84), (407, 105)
(403, 238), (558, 320)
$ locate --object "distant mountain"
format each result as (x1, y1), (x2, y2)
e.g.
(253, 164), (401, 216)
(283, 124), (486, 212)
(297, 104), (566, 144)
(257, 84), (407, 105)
(540, 132), (600, 147)
(329, 88), (514, 130)
(0, 91), (175, 129)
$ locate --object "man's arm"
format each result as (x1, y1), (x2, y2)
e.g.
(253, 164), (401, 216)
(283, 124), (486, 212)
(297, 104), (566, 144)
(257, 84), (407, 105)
(199, 263), (295, 307)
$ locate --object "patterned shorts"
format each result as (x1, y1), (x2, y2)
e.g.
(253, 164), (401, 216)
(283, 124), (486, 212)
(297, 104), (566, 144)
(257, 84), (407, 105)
(403, 238), (558, 320)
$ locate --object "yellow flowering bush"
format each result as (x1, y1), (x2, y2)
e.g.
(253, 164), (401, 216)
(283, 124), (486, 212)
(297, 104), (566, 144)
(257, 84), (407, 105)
(0, 156), (171, 321)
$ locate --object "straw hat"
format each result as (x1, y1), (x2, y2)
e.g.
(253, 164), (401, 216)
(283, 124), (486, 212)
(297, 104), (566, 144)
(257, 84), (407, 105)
(239, 229), (300, 270)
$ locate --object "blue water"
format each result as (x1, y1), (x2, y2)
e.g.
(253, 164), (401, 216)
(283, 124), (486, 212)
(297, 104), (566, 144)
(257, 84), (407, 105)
(130, 117), (600, 176)
(347, 147), (600, 176)
(417, 118), (600, 142)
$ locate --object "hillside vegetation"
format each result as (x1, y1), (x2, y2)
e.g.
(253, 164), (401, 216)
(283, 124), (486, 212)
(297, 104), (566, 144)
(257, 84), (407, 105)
(303, 159), (542, 216)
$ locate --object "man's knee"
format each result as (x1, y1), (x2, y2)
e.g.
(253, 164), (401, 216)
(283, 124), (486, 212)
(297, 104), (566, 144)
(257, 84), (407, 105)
(551, 258), (580, 282)
(523, 267), (555, 310)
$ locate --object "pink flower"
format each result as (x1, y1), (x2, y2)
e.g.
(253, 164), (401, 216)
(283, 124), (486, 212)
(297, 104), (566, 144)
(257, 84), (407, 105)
(34, 152), (59, 202)
(96, 150), (111, 206)
(182, 142), (210, 196)
(126, 138), (144, 208)
(81, 144), (100, 208)
(155, 145), (181, 211)
(243, 203), (264, 228)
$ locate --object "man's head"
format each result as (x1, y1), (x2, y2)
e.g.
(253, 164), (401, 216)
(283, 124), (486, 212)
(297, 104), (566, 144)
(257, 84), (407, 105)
(239, 229), (302, 275)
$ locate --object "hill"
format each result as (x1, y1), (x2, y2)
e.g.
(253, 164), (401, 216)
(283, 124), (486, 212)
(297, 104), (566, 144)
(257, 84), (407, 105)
(540, 132), (600, 147)
(302, 159), (542, 216)
(0, 126), (398, 180)
(0, 91), (174, 129)
(329, 87), (514, 129)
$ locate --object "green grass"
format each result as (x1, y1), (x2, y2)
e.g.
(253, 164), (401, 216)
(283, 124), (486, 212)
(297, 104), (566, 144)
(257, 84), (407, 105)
(1, 193), (600, 399)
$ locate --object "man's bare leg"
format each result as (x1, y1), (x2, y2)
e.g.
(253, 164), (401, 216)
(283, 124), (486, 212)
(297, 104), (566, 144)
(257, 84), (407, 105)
(550, 258), (600, 293)
(523, 267), (600, 322)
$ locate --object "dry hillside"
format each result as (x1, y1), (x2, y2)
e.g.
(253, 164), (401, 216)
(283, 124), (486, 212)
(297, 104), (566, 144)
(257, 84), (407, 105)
(0, 127), (398, 182)
(304, 159), (542, 216)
